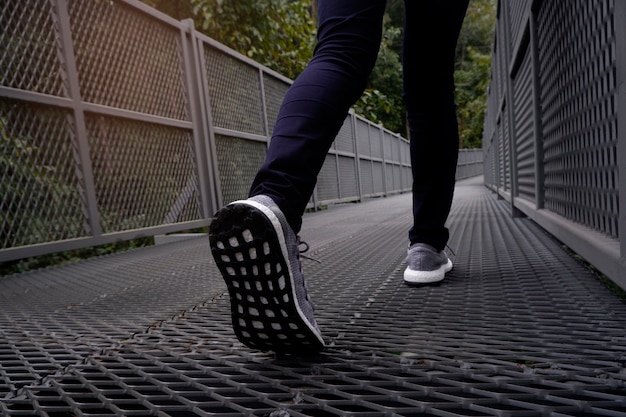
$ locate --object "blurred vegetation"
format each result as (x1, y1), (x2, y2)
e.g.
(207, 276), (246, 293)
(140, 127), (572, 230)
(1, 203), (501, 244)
(455, 0), (497, 148)
(144, 0), (495, 146)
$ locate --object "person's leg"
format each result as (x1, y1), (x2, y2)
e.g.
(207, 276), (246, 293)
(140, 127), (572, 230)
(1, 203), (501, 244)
(403, 0), (469, 251)
(210, 0), (386, 353)
(402, 0), (468, 284)
(249, 0), (387, 234)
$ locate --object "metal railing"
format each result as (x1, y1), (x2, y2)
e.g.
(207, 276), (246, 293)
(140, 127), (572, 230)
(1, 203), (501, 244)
(0, 0), (482, 262)
(483, 0), (626, 288)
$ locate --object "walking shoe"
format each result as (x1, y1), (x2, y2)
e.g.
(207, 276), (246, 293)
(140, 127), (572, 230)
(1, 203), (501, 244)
(209, 195), (325, 354)
(403, 243), (453, 284)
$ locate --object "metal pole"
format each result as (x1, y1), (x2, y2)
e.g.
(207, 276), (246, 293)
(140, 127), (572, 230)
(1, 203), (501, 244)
(351, 111), (363, 202)
(529, 4), (545, 210)
(180, 19), (213, 219)
(379, 125), (387, 196)
(501, 0), (521, 215)
(52, 0), (102, 237)
(192, 26), (224, 211)
(614, 0), (626, 267)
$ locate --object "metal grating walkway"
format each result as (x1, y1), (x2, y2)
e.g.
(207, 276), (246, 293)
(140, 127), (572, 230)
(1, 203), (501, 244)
(1, 176), (626, 417)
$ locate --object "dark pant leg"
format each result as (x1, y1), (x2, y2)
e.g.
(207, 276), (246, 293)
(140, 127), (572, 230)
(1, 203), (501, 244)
(249, 0), (386, 233)
(403, 0), (469, 251)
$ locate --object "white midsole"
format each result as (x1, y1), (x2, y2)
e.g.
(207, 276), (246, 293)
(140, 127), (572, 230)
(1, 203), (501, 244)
(403, 258), (453, 283)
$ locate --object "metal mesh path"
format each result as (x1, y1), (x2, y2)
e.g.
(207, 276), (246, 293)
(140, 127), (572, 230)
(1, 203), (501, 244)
(1, 177), (625, 417)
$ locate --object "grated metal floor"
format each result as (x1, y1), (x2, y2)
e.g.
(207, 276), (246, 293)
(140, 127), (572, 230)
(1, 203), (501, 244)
(1, 176), (626, 417)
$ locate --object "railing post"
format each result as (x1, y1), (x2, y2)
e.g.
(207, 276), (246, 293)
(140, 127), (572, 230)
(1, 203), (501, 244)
(180, 19), (214, 218)
(379, 125), (387, 196)
(351, 111), (363, 202)
(529, 3), (545, 210)
(615, 0), (626, 268)
(334, 141), (342, 200)
(52, 0), (102, 237)
(187, 21), (224, 212)
(501, 0), (522, 216)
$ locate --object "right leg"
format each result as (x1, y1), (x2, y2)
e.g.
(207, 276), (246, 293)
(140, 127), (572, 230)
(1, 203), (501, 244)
(211, 0), (386, 353)
(249, 0), (387, 234)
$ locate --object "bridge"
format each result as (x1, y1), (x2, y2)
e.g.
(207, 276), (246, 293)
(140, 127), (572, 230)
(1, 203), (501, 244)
(1, 0), (625, 416)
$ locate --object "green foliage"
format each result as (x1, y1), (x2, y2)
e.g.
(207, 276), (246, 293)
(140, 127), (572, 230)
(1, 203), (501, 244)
(353, 89), (390, 126)
(1, 110), (84, 247)
(142, 0), (495, 146)
(455, 47), (492, 148)
(190, 0), (316, 79)
(357, 0), (496, 144)
(356, 23), (405, 135)
(456, 0), (497, 59)
(454, 0), (496, 148)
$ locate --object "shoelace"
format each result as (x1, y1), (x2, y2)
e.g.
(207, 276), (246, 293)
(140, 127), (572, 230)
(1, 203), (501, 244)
(296, 238), (321, 264)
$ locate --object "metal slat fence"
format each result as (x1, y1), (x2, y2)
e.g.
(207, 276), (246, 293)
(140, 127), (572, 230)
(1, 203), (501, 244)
(0, 0), (483, 262)
(483, 0), (626, 288)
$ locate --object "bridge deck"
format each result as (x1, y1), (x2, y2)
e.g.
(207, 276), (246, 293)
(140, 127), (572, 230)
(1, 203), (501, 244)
(2, 176), (626, 417)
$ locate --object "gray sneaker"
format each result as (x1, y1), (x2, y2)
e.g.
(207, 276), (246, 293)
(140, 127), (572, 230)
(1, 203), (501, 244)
(403, 243), (453, 284)
(209, 195), (324, 354)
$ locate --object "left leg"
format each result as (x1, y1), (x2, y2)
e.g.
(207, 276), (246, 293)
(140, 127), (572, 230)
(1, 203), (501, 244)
(402, 0), (469, 284)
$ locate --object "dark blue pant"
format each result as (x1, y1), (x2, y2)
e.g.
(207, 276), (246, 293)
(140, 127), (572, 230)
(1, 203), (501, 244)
(249, 0), (469, 251)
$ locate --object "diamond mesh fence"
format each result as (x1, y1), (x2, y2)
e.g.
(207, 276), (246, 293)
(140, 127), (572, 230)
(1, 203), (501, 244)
(203, 45), (266, 136)
(1, 0), (205, 261)
(68, 0), (189, 121)
(1, 0), (481, 263)
(214, 135), (267, 205)
(1, 100), (87, 248)
(0, 2), (66, 97)
(86, 115), (200, 233)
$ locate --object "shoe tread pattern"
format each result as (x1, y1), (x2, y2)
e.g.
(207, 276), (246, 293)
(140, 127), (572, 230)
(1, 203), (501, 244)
(209, 203), (323, 354)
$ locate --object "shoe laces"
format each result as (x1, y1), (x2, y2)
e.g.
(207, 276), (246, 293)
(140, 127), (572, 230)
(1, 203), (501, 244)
(295, 237), (319, 307)
(296, 238), (321, 264)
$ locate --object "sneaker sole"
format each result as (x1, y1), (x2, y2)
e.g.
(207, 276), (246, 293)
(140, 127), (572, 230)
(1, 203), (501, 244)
(209, 200), (324, 354)
(403, 258), (453, 284)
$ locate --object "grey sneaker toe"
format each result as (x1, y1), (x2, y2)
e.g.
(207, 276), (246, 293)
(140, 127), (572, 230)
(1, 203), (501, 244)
(403, 243), (453, 284)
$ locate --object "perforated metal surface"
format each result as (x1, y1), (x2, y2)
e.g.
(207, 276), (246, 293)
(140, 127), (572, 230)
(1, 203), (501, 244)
(2, 177), (625, 416)
(538, 0), (619, 238)
(483, 0), (624, 286)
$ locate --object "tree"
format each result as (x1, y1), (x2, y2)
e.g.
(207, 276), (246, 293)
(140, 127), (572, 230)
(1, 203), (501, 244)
(454, 0), (496, 148)
(141, 0), (495, 146)
(355, 8), (405, 136)
(189, 0), (316, 79)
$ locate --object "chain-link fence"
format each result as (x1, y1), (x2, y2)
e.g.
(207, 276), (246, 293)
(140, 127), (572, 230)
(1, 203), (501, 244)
(1, 0), (482, 262)
(483, 0), (626, 287)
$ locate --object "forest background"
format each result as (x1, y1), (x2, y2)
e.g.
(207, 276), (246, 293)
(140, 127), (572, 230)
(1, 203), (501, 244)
(143, 0), (496, 149)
